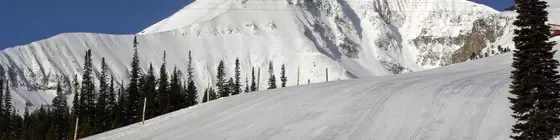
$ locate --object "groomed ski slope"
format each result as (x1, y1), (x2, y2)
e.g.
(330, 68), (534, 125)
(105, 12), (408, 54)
(86, 38), (560, 140)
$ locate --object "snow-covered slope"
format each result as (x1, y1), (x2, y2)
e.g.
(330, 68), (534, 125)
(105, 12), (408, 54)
(0, 0), (521, 112)
(84, 34), (560, 140)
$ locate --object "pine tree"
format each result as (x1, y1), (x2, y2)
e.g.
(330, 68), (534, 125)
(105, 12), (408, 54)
(202, 87), (218, 103)
(127, 36), (142, 124)
(251, 67), (257, 91)
(4, 80), (12, 136)
(113, 83), (126, 128)
(51, 82), (69, 139)
(186, 80), (198, 107)
(509, 0), (560, 139)
(233, 58), (241, 95)
(107, 75), (116, 123)
(71, 75), (80, 116)
(79, 49), (95, 127)
(216, 61), (227, 98)
(0, 78), (4, 131)
(95, 58), (109, 132)
(169, 67), (184, 111)
(157, 51), (169, 116)
(268, 61), (277, 89)
(142, 64), (157, 119)
(187, 51), (194, 83)
(227, 78), (235, 95)
(244, 77), (249, 93)
(280, 64), (287, 88)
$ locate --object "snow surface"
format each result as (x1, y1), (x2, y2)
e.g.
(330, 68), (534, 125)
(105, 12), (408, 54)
(85, 37), (560, 140)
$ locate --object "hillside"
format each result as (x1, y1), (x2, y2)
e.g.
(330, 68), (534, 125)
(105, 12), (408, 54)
(0, 0), (521, 112)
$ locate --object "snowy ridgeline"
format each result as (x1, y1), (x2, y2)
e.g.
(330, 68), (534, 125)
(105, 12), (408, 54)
(0, 0), (528, 113)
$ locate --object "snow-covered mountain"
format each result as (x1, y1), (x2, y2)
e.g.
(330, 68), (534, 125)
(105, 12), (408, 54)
(0, 0), (519, 111)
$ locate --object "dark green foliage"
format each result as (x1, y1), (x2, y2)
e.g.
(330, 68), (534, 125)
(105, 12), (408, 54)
(95, 58), (109, 133)
(71, 75), (79, 116)
(216, 61), (227, 97)
(233, 58), (241, 95)
(509, 0), (560, 139)
(169, 67), (185, 111)
(250, 67), (257, 91)
(268, 61), (277, 89)
(280, 64), (287, 88)
(0, 78), (4, 132)
(79, 49), (95, 131)
(142, 64), (157, 120)
(51, 82), (69, 139)
(202, 87), (218, 103)
(186, 80), (198, 107)
(157, 51), (170, 116)
(127, 36), (142, 125)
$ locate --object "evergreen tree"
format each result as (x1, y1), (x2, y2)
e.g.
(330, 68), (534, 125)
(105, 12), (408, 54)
(4, 80), (12, 137)
(0, 78), (4, 131)
(95, 58), (109, 132)
(71, 75), (80, 116)
(113, 83), (126, 129)
(51, 82), (69, 139)
(216, 61), (227, 98)
(280, 64), (287, 88)
(233, 58), (241, 95)
(142, 64), (157, 119)
(127, 36), (142, 124)
(509, 0), (560, 139)
(202, 87), (218, 103)
(79, 49), (95, 127)
(107, 75), (116, 122)
(251, 67), (257, 91)
(187, 50), (194, 83)
(169, 67), (184, 111)
(244, 77), (249, 93)
(268, 61), (277, 89)
(186, 80), (198, 107)
(157, 51), (169, 116)
(227, 78), (235, 95)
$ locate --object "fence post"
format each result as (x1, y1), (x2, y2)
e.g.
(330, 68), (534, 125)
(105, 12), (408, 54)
(326, 68), (328, 82)
(297, 67), (300, 85)
(73, 117), (79, 140)
(257, 67), (260, 90)
(142, 97), (147, 124)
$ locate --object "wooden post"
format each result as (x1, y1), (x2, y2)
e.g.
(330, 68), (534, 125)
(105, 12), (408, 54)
(73, 117), (79, 140)
(142, 97), (147, 124)
(257, 67), (260, 90)
(206, 83), (210, 102)
(297, 67), (300, 86)
(326, 68), (328, 82)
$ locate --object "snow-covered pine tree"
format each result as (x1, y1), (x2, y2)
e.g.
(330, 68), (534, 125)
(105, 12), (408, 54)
(157, 51), (169, 116)
(4, 80), (12, 135)
(509, 0), (560, 139)
(268, 61), (276, 89)
(250, 67), (257, 91)
(233, 58), (241, 95)
(127, 36), (142, 124)
(280, 64), (287, 88)
(216, 61), (227, 97)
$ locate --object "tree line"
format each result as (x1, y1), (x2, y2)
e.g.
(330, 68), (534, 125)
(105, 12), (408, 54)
(0, 36), (289, 139)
